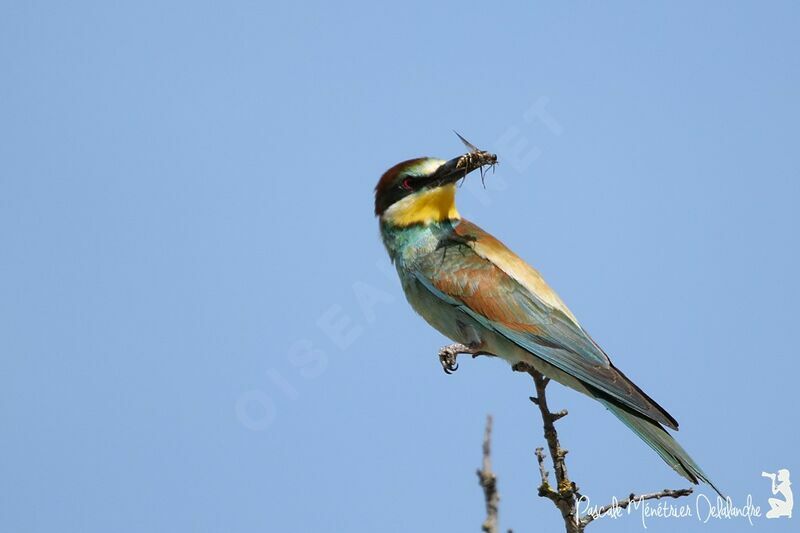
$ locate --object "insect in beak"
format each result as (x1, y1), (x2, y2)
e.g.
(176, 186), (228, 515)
(449, 131), (498, 188)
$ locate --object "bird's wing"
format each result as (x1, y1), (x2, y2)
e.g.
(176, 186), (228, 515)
(413, 219), (678, 429)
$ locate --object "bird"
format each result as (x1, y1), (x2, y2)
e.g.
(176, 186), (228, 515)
(374, 136), (720, 495)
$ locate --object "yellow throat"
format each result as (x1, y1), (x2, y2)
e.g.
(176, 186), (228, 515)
(381, 184), (460, 226)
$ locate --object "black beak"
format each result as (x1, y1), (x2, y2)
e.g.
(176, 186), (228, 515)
(431, 149), (498, 186)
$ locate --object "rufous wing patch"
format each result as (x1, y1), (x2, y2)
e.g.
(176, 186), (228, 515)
(454, 220), (579, 324)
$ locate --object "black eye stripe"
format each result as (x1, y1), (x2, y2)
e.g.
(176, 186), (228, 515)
(377, 174), (438, 215)
(399, 175), (437, 189)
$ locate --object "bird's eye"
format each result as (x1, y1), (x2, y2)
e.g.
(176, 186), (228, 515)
(401, 178), (413, 191)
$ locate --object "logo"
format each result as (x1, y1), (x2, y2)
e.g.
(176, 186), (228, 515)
(762, 469), (793, 519)
(575, 470), (794, 527)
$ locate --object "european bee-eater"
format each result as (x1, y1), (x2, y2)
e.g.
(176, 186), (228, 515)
(375, 143), (719, 494)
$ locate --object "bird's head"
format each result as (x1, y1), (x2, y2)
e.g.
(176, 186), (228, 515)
(374, 148), (497, 227)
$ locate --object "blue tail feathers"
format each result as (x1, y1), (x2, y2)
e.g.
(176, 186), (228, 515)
(596, 396), (724, 498)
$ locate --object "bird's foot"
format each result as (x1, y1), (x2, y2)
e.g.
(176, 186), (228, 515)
(438, 343), (470, 374)
(438, 343), (492, 374)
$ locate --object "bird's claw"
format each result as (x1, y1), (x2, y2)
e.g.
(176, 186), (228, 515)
(439, 343), (468, 374)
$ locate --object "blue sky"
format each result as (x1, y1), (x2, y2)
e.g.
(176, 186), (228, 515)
(1, 2), (798, 532)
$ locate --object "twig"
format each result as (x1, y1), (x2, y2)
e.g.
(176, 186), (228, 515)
(477, 415), (499, 533)
(514, 362), (581, 533)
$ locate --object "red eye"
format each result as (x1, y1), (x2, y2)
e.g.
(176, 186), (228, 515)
(401, 178), (413, 191)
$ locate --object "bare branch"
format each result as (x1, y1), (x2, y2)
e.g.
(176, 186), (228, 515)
(513, 362), (580, 533)
(477, 415), (499, 533)
(534, 448), (549, 488)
